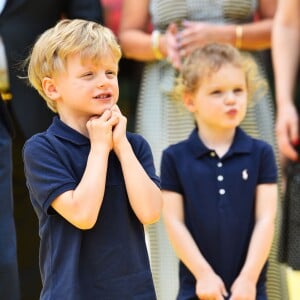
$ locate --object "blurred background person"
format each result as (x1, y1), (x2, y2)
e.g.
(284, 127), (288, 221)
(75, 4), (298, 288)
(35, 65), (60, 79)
(119, 0), (288, 299)
(101, 0), (144, 131)
(0, 95), (19, 300)
(0, 1), (103, 299)
(273, 0), (300, 163)
(272, 0), (300, 299)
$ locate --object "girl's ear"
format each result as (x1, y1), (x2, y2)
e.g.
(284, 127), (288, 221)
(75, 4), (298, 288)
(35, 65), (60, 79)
(42, 77), (60, 100)
(183, 92), (196, 113)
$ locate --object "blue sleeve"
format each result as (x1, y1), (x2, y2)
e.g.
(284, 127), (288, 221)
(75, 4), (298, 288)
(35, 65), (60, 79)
(160, 148), (183, 194)
(258, 142), (278, 184)
(23, 135), (77, 215)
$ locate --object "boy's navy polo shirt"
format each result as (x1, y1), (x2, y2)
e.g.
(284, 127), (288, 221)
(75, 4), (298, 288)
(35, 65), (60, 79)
(23, 116), (159, 300)
(160, 127), (277, 300)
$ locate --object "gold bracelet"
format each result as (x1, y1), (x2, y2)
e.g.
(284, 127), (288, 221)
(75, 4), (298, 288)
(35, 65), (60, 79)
(235, 25), (243, 49)
(1, 91), (12, 101)
(151, 30), (164, 60)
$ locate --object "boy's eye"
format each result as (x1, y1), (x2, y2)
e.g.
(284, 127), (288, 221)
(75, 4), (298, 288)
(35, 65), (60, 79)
(234, 88), (243, 93)
(82, 72), (94, 78)
(106, 70), (116, 78)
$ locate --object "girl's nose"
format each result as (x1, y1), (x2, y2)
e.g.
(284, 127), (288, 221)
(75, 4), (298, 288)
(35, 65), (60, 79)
(224, 91), (236, 104)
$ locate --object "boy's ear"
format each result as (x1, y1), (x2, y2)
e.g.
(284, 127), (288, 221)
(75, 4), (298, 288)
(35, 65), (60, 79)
(183, 92), (196, 113)
(42, 77), (60, 100)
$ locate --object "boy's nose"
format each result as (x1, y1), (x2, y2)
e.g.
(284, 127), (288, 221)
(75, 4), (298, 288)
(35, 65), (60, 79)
(97, 79), (107, 88)
(97, 81), (104, 88)
(96, 74), (108, 88)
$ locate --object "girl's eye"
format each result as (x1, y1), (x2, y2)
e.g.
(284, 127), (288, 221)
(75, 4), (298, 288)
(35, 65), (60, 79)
(211, 90), (222, 95)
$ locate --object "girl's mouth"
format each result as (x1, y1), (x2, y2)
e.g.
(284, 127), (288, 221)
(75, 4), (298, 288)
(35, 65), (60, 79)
(226, 108), (238, 116)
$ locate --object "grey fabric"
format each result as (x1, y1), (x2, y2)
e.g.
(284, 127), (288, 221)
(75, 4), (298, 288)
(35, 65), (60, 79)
(280, 162), (300, 270)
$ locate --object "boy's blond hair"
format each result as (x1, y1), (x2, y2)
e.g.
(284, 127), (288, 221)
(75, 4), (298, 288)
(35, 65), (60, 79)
(172, 43), (266, 106)
(27, 19), (122, 113)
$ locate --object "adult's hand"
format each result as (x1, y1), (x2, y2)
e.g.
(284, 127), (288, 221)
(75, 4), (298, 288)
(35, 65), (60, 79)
(276, 101), (299, 161)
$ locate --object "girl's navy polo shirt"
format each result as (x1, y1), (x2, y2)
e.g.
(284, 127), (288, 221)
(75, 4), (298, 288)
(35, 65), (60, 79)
(160, 127), (277, 300)
(23, 117), (159, 300)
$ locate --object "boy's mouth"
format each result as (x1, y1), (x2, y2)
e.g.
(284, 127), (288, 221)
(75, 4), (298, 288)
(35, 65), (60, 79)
(93, 92), (112, 99)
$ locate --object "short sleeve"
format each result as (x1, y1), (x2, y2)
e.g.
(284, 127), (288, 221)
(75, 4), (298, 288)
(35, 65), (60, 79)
(258, 142), (278, 184)
(160, 149), (183, 194)
(23, 135), (77, 214)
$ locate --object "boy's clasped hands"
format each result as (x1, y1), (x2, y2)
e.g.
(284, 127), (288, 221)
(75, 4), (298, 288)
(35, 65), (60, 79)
(87, 104), (127, 153)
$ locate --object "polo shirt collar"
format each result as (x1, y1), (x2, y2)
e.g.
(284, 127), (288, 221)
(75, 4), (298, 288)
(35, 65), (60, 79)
(227, 127), (253, 156)
(188, 127), (253, 158)
(188, 128), (212, 158)
(47, 116), (89, 146)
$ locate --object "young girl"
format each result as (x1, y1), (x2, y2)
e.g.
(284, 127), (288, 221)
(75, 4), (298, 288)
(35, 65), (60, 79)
(160, 43), (277, 300)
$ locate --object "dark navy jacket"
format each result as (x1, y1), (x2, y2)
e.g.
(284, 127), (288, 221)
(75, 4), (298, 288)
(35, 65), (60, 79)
(0, 0), (103, 138)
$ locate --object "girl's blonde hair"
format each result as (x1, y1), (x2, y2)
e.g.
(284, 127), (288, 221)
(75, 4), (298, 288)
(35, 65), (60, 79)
(173, 43), (266, 105)
(27, 19), (122, 113)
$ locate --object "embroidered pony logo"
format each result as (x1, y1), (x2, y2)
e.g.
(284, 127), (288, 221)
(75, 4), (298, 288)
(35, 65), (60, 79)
(242, 169), (248, 180)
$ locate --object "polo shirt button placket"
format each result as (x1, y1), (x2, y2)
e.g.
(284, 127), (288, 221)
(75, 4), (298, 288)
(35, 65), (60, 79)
(219, 188), (226, 195)
(216, 160), (226, 207)
(217, 175), (224, 182)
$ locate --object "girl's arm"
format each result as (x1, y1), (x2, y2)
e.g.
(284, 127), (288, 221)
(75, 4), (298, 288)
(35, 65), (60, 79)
(230, 183), (278, 299)
(163, 190), (227, 299)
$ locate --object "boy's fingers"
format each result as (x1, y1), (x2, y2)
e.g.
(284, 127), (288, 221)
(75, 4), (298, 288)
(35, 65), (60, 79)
(110, 104), (121, 113)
